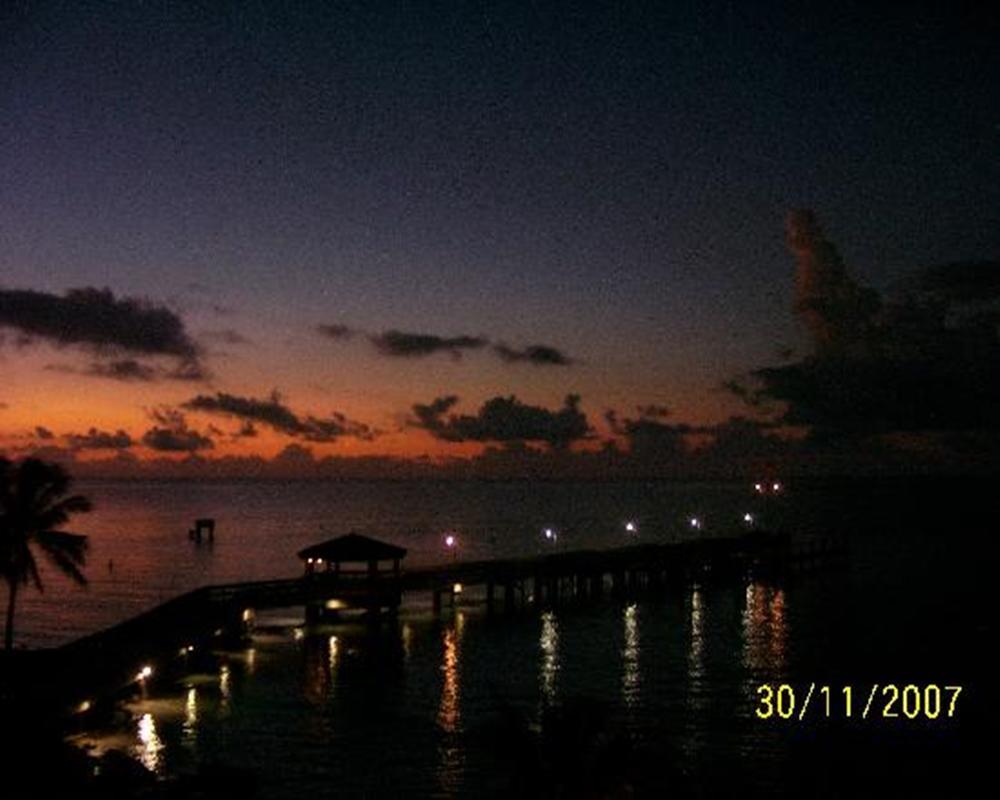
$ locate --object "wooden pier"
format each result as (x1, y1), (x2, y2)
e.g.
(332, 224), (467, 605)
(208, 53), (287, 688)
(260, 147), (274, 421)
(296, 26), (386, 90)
(0, 531), (845, 711)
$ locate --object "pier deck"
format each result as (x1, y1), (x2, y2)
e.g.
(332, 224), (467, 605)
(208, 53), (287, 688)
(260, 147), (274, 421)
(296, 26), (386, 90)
(0, 532), (844, 710)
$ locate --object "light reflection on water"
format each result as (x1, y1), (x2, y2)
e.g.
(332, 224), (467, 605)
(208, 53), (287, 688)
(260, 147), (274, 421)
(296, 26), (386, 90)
(218, 663), (232, 718)
(437, 612), (465, 796)
(182, 688), (198, 748)
(107, 589), (795, 791)
(328, 635), (339, 676)
(742, 583), (788, 677)
(622, 604), (640, 708)
(136, 712), (164, 773)
(437, 613), (464, 733)
(539, 610), (560, 706)
(682, 587), (707, 764)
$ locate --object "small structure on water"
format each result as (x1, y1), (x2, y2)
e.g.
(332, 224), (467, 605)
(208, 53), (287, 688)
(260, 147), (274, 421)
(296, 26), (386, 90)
(189, 517), (215, 543)
(297, 533), (407, 620)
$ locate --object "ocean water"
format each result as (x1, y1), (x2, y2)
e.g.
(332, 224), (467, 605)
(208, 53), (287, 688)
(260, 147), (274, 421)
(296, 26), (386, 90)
(14, 478), (996, 797)
(17, 479), (777, 648)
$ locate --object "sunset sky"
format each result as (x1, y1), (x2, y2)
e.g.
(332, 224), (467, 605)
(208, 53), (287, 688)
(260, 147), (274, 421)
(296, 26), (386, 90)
(1, 2), (997, 475)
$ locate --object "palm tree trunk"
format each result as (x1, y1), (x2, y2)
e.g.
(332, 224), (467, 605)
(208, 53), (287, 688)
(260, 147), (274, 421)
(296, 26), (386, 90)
(4, 581), (17, 652)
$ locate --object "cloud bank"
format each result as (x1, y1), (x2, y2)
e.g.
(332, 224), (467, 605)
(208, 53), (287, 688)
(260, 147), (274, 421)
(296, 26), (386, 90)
(183, 391), (377, 442)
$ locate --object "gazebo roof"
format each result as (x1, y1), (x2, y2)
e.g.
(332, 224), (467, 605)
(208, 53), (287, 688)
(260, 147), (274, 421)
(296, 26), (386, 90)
(297, 532), (407, 563)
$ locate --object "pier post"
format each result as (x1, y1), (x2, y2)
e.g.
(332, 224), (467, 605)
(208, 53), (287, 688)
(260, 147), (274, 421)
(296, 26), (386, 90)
(486, 580), (496, 614)
(533, 574), (543, 607)
(432, 589), (442, 615)
(504, 581), (515, 613)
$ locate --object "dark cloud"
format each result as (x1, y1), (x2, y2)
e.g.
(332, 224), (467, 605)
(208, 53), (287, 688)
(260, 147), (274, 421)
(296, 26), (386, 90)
(47, 357), (208, 383)
(698, 416), (788, 460)
(66, 427), (133, 450)
(200, 329), (252, 346)
(370, 330), (488, 359)
(909, 260), (1000, 305)
(147, 406), (186, 427)
(236, 421), (258, 438)
(412, 394), (591, 449)
(323, 325), (577, 368)
(731, 211), (1000, 437)
(494, 343), (575, 366)
(0, 287), (201, 359)
(749, 352), (999, 436)
(317, 324), (356, 340)
(182, 391), (376, 442)
(85, 359), (158, 382)
(786, 210), (882, 356)
(141, 410), (215, 452)
(165, 360), (210, 381)
(606, 406), (692, 461)
(34, 426), (54, 440)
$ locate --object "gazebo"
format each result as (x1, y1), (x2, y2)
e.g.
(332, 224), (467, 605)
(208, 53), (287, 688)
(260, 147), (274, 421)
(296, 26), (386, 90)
(297, 533), (408, 620)
(298, 532), (407, 579)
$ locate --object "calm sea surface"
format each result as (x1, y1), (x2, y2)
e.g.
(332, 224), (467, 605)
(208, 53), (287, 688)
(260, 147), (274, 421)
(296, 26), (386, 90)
(17, 478), (995, 797)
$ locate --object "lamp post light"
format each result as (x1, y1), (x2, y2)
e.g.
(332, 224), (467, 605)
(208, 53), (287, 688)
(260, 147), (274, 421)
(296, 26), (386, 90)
(444, 533), (458, 561)
(624, 520), (638, 535)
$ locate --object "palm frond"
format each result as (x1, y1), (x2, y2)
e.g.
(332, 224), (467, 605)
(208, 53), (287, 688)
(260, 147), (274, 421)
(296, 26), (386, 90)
(34, 495), (93, 531)
(18, 459), (71, 509)
(23, 550), (43, 591)
(36, 531), (88, 586)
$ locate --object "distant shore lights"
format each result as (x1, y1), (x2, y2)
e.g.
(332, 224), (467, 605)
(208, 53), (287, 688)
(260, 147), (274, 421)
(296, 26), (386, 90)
(754, 481), (783, 495)
(625, 521), (638, 534)
(444, 533), (458, 560)
(543, 527), (558, 544)
(689, 517), (702, 530)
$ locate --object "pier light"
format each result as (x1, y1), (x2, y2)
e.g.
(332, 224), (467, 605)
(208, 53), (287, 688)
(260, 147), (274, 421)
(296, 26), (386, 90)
(625, 521), (638, 534)
(453, 583), (463, 594)
(754, 483), (763, 493)
(743, 512), (754, 524)
(772, 482), (782, 493)
(543, 527), (558, 544)
(294, 628), (305, 641)
(77, 700), (92, 714)
(689, 517), (702, 530)
(137, 665), (153, 682)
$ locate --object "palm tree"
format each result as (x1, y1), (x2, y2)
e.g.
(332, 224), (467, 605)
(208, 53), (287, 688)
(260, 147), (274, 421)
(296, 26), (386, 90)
(0, 458), (92, 651)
